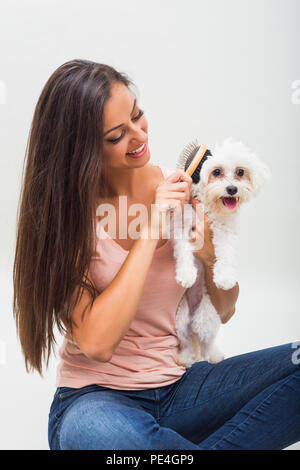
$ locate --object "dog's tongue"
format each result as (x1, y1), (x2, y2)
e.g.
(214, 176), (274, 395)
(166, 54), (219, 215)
(223, 197), (237, 210)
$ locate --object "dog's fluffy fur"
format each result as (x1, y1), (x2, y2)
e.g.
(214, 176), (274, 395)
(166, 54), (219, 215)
(171, 137), (271, 367)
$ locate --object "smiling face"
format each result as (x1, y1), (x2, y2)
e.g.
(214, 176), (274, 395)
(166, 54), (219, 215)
(102, 82), (150, 169)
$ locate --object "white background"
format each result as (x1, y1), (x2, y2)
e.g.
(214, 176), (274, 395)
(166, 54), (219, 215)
(0, 0), (299, 450)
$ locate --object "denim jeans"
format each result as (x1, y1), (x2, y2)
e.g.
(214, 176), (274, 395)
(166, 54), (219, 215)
(48, 342), (300, 450)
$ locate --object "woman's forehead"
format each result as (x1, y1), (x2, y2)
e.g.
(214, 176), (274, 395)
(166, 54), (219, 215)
(103, 83), (136, 131)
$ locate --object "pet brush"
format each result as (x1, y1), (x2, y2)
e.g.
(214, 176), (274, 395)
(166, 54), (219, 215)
(177, 139), (212, 184)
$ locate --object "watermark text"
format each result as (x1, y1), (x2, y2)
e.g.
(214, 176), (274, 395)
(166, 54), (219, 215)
(0, 340), (6, 365)
(291, 341), (300, 365)
(291, 80), (300, 104)
(96, 197), (204, 251)
(0, 80), (6, 104)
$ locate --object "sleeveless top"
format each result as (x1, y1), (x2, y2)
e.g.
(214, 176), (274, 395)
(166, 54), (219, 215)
(56, 165), (204, 390)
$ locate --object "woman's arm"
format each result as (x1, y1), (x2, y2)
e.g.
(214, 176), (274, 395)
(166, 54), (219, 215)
(189, 199), (239, 323)
(71, 223), (159, 362)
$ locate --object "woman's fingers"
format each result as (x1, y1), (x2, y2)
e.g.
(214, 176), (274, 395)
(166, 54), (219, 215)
(156, 173), (193, 211)
(158, 199), (181, 212)
(166, 169), (193, 186)
(190, 197), (201, 210)
(152, 170), (194, 232)
(164, 181), (191, 191)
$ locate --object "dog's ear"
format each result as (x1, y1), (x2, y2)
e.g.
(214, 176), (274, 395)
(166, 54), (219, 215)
(248, 155), (271, 196)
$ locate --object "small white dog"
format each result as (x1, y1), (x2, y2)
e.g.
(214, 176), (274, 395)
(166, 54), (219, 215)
(169, 137), (271, 367)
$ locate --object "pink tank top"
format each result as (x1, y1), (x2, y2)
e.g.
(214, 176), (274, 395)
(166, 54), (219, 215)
(56, 165), (202, 390)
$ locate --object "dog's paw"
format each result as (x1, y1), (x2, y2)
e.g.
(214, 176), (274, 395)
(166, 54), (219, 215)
(213, 274), (236, 290)
(176, 267), (198, 288)
(203, 347), (225, 364)
(177, 349), (195, 368)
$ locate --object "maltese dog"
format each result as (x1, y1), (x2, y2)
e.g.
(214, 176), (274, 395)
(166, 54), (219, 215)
(168, 137), (271, 367)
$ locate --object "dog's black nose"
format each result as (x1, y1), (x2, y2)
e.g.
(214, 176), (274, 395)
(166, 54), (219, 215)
(226, 185), (238, 195)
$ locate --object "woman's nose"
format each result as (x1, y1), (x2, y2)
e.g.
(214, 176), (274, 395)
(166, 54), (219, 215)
(131, 127), (147, 144)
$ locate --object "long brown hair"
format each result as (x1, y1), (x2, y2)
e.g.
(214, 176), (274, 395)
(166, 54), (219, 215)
(13, 59), (134, 375)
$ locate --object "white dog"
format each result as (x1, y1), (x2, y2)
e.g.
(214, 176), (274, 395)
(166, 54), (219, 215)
(170, 138), (271, 367)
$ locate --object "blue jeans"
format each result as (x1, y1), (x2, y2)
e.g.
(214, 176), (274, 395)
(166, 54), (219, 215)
(48, 342), (300, 450)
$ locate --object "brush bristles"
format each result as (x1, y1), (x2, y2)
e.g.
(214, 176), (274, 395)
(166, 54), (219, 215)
(177, 139), (212, 184)
(176, 138), (200, 170)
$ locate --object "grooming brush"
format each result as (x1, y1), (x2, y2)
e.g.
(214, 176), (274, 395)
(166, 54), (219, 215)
(176, 139), (212, 184)
(165, 140), (212, 217)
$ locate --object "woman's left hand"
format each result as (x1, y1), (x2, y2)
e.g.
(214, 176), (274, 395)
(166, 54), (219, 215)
(189, 198), (216, 265)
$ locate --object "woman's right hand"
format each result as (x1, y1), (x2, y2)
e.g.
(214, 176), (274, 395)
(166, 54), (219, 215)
(147, 169), (193, 239)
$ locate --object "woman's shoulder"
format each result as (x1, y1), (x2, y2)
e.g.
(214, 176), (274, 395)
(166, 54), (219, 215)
(156, 164), (177, 179)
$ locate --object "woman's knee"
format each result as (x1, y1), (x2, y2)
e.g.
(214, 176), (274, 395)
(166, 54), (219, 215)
(58, 392), (160, 450)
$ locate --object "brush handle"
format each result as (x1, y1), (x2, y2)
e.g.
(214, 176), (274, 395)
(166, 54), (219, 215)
(185, 144), (207, 177)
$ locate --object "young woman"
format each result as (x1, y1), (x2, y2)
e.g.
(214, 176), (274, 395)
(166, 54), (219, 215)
(13, 59), (300, 450)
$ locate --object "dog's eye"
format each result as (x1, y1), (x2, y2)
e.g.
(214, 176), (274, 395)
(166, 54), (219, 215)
(212, 169), (221, 176)
(236, 169), (244, 177)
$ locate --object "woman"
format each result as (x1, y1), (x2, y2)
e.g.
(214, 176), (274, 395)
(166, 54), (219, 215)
(13, 59), (300, 450)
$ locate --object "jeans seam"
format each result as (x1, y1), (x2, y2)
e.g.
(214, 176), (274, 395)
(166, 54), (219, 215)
(155, 390), (160, 422)
(210, 372), (296, 449)
(56, 419), (63, 450)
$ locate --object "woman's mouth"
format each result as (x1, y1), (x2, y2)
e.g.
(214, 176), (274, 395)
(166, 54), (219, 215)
(126, 143), (147, 158)
(222, 196), (239, 210)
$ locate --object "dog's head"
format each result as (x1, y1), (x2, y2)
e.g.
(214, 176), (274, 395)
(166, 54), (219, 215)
(194, 138), (271, 216)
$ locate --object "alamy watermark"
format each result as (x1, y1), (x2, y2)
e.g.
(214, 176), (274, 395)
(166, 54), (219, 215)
(0, 340), (6, 365)
(291, 80), (300, 104)
(96, 197), (204, 251)
(0, 80), (6, 104)
(291, 341), (300, 365)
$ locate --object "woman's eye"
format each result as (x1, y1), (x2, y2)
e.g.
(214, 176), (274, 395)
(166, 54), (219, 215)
(108, 131), (125, 144)
(212, 168), (221, 176)
(132, 109), (144, 121)
(236, 168), (244, 176)
(108, 109), (145, 144)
